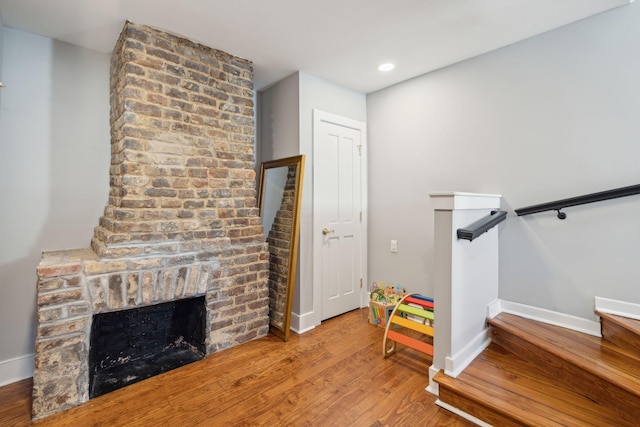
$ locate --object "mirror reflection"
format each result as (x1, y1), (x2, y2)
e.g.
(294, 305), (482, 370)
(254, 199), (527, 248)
(258, 155), (305, 341)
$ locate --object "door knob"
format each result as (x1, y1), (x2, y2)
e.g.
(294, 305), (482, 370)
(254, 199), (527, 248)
(322, 227), (335, 235)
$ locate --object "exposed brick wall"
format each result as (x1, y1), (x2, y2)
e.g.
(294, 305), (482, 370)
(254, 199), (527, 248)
(32, 22), (269, 420)
(92, 21), (259, 257)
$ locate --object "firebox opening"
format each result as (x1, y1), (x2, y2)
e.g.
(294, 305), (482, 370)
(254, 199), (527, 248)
(89, 296), (206, 399)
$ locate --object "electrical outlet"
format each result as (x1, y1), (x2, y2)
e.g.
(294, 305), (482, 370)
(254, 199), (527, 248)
(390, 240), (398, 253)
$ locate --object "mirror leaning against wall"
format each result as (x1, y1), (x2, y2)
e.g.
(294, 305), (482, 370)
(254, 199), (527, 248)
(257, 155), (305, 341)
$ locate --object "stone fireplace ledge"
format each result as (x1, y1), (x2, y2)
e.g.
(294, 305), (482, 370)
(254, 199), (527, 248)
(33, 241), (267, 419)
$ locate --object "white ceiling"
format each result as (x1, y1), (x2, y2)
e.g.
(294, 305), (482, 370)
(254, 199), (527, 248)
(0, 0), (633, 93)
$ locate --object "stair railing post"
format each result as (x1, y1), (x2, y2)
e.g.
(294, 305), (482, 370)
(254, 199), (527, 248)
(428, 192), (502, 395)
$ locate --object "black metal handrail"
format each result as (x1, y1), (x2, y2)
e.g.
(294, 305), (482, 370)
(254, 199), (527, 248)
(457, 210), (507, 241)
(515, 184), (640, 220)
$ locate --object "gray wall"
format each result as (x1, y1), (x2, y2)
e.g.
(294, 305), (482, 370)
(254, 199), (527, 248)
(259, 72), (366, 328)
(367, 3), (640, 320)
(258, 73), (301, 313)
(298, 72), (366, 325)
(0, 15), (4, 106)
(0, 28), (109, 384)
(258, 73), (300, 163)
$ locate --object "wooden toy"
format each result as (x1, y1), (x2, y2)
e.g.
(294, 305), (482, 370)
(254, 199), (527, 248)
(383, 293), (434, 358)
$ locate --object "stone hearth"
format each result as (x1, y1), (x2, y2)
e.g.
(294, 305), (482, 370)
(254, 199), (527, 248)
(32, 22), (269, 420)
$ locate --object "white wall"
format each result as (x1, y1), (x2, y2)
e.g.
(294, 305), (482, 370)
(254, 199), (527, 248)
(258, 73), (300, 162)
(258, 73), (300, 314)
(0, 28), (109, 385)
(0, 15), (4, 106)
(258, 72), (366, 329)
(298, 73), (366, 326)
(367, 3), (640, 320)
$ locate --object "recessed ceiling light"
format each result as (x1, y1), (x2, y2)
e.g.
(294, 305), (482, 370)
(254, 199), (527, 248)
(378, 63), (395, 72)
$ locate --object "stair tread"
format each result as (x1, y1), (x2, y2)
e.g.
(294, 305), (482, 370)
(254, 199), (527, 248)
(488, 312), (640, 397)
(597, 311), (640, 333)
(597, 310), (640, 357)
(435, 346), (633, 426)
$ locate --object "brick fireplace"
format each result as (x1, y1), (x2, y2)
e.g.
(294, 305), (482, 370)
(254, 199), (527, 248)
(32, 22), (269, 419)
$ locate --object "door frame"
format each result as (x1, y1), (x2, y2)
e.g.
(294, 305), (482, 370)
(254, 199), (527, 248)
(312, 109), (368, 323)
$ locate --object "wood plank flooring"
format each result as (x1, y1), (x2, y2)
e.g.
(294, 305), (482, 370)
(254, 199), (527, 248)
(0, 308), (472, 427)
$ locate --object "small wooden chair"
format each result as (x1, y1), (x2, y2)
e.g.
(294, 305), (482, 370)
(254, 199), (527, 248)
(383, 293), (434, 358)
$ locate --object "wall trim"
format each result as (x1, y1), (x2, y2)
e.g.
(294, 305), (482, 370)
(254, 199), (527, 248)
(492, 299), (601, 337)
(487, 298), (502, 319)
(427, 365), (440, 396)
(595, 297), (640, 320)
(0, 353), (34, 387)
(289, 311), (316, 334)
(444, 328), (491, 378)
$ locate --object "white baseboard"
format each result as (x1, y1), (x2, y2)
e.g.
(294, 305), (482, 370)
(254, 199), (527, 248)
(435, 399), (493, 427)
(0, 353), (34, 387)
(487, 299), (502, 319)
(595, 297), (640, 320)
(289, 311), (317, 334)
(426, 365), (440, 396)
(444, 328), (491, 378)
(495, 299), (601, 337)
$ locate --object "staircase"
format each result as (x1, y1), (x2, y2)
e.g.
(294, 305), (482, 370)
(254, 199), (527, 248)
(434, 311), (640, 426)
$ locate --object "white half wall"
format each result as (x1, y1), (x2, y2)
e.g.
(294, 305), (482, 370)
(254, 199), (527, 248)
(367, 3), (640, 321)
(430, 192), (501, 381)
(0, 28), (110, 383)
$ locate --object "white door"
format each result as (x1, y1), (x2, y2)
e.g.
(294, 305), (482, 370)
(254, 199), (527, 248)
(313, 110), (367, 321)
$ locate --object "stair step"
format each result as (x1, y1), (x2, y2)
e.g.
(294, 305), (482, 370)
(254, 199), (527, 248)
(487, 312), (640, 421)
(598, 310), (640, 356)
(435, 344), (632, 426)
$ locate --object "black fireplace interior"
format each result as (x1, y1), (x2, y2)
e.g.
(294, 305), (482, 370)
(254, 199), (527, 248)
(89, 296), (206, 398)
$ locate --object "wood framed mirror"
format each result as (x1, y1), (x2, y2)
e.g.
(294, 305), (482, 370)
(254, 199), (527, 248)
(257, 155), (305, 341)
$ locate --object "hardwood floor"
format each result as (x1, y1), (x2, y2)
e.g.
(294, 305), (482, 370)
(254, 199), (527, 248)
(0, 309), (472, 427)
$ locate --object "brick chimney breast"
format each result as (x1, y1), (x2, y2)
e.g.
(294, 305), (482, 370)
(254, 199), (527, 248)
(32, 22), (269, 420)
(92, 21), (259, 258)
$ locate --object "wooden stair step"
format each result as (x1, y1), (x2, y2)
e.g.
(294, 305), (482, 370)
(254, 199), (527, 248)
(435, 344), (634, 427)
(597, 310), (640, 357)
(488, 312), (640, 418)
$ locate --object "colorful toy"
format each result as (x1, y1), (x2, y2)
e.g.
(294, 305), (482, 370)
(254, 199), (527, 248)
(369, 281), (406, 304)
(368, 282), (407, 328)
(383, 293), (434, 358)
